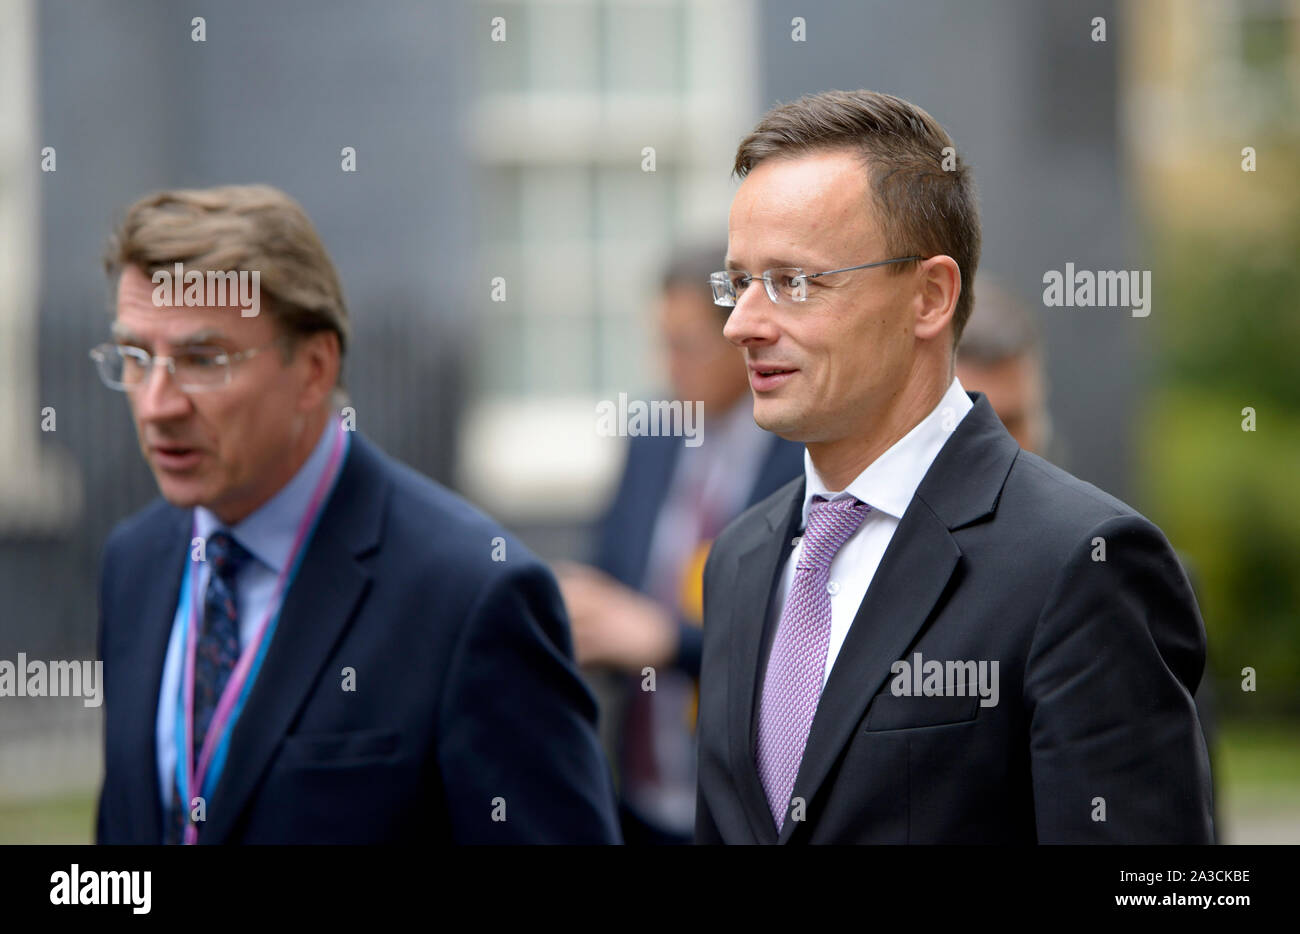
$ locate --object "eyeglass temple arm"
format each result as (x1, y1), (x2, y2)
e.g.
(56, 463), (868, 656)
(804, 255), (922, 280)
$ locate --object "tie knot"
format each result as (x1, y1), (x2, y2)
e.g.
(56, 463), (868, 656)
(206, 530), (251, 582)
(798, 496), (871, 572)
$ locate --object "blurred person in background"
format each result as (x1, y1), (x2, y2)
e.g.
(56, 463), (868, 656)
(558, 244), (802, 844)
(93, 184), (619, 844)
(953, 277), (1051, 457)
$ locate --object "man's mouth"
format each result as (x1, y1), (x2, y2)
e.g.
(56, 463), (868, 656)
(748, 365), (798, 391)
(149, 444), (204, 471)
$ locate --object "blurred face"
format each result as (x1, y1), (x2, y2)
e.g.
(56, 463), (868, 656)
(114, 264), (333, 524)
(955, 352), (1047, 454)
(722, 150), (923, 444)
(658, 285), (749, 415)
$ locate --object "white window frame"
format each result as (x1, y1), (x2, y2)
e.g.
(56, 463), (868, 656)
(461, 0), (757, 521)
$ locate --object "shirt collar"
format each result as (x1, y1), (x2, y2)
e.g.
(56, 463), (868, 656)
(194, 418), (339, 575)
(800, 376), (973, 525)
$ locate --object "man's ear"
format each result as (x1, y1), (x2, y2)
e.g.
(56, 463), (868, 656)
(914, 255), (961, 343)
(295, 330), (341, 413)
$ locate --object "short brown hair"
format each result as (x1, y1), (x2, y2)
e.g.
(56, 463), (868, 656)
(104, 184), (350, 367)
(733, 89), (981, 346)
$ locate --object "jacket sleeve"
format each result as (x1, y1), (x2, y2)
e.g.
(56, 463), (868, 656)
(1025, 514), (1215, 843)
(437, 560), (621, 844)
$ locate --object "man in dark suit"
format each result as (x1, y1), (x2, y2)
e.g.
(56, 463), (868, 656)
(93, 184), (619, 844)
(559, 244), (802, 843)
(695, 91), (1214, 844)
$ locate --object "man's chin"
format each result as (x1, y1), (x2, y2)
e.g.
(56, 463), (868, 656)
(752, 402), (809, 442)
(152, 474), (211, 511)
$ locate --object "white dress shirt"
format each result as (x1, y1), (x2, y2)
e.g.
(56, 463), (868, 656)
(766, 377), (974, 687)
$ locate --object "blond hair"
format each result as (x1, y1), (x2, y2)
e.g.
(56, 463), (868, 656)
(105, 184), (350, 378)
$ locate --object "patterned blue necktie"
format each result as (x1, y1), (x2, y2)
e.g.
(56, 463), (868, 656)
(167, 529), (251, 844)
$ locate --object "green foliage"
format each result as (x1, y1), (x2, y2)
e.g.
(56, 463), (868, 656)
(1140, 226), (1300, 716)
(1218, 718), (1300, 791)
(0, 794), (93, 844)
(1156, 227), (1300, 409)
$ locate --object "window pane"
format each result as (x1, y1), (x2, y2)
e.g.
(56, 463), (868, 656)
(530, 2), (599, 92)
(605, 1), (683, 94)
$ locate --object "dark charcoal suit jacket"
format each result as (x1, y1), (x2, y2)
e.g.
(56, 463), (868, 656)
(97, 433), (620, 844)
(695, 393), (1214, 844)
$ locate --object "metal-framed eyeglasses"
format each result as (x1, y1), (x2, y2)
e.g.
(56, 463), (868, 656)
(89, 340), (282, 393)
(709, 255), (922, 307)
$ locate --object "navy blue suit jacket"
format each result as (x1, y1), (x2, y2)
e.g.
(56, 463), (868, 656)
(96, 433), (620, 844)
(593, 429), (804, 677)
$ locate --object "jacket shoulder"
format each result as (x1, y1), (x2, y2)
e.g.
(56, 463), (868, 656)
(104, 497), (185, 557)
(362, 441), (550, 587)
(1001, 449), (1150, 538)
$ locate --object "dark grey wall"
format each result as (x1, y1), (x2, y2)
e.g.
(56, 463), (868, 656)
(756, 0), (1140, 500)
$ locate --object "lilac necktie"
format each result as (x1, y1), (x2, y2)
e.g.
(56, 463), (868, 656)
(756, 494), (871, 831)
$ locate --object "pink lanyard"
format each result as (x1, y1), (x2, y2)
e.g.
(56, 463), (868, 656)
(179, 419), (347, 844)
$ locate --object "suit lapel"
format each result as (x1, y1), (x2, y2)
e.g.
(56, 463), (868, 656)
(774, 394), (1019, 843)
(726, 477), (804, 843)
(123, 507), (189, 844)
(201, 435), (388, 843)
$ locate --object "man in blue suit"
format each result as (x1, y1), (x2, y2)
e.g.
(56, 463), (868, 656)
(559, 245), (802, 843)
(92, 184), (619, 844)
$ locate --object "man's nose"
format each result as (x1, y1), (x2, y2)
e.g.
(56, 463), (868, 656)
(722, 283), (780, 347)
(133, 360), (192, 421)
